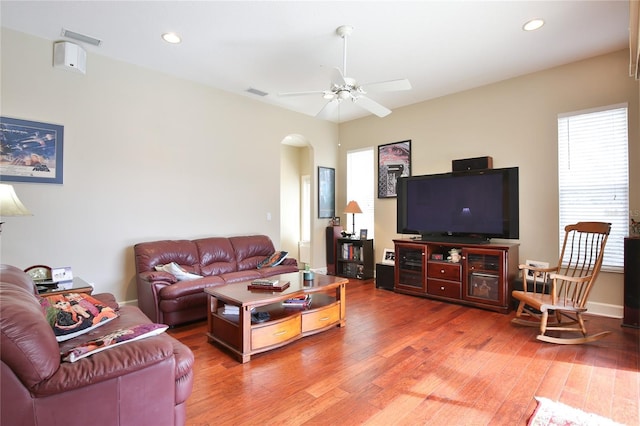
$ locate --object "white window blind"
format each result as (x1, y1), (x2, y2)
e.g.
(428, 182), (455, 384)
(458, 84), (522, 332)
(346, 148), (374, 239)
(557, 104), (628, 270)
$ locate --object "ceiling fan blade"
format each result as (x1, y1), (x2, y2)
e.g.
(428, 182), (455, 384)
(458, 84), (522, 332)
(363, 78), (412, 92)
(316, 100), (340, 120)
(278, 90), (326, 97)
(353, 96), (392, 118)
(331, 67), (346, 87)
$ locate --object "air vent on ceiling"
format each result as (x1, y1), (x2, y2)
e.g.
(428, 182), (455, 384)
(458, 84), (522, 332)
(246, 87), (269, 97)
(61, 28), (102, 46)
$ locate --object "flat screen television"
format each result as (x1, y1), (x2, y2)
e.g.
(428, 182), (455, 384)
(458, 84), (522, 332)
(396, 167), (519, 242)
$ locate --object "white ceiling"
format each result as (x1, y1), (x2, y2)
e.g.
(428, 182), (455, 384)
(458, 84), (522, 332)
(1, 1), (631, 122)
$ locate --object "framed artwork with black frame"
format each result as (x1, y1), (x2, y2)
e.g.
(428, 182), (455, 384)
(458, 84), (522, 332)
(378, 140), (411, 198)
(318, 166), (335, 218)
(0, 116), (64, 184)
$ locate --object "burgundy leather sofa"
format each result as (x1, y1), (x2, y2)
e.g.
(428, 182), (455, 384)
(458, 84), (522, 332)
(134, 234), (298, 326)
(0, 264), (194, 426)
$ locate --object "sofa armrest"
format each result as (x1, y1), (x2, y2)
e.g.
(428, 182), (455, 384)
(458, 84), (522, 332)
(33, 335), (176, 397)
(281, 258), (297, 267)
(169, 337), (194, 405)
(139, 270), (178, 284)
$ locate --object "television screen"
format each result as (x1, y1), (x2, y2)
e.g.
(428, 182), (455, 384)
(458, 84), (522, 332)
(397, 167), (519, 241)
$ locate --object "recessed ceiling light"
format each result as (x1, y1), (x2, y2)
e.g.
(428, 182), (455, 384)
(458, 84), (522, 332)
(161, 32), (181, 44)
(523, 19), (545, 32)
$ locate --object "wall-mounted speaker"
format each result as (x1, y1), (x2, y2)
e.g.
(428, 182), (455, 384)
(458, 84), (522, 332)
(452, 156), (493, 172)
(53, 41), (86, 74)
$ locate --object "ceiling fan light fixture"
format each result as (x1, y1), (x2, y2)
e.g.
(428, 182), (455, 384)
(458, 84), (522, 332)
(523, 19), (545, 31)
(161, 32), (181, 44)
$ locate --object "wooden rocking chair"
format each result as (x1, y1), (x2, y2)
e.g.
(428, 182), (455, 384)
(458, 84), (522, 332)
(511, 222), (611, 344)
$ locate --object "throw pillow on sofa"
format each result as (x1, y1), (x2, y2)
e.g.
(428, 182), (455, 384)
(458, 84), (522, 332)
(62, 323), (169, 362)
(155, 262), (202, 281)
(257, 251), (288, 269)
(40, 292), (118, 342)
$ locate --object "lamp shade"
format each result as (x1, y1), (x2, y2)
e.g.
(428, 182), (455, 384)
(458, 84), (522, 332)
(343, 200), (362, 214)
(0, 184), (32, 217)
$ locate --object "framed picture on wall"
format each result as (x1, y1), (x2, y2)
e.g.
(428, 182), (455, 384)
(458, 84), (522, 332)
(318, 166), (335, 218)
(378, 140), (411, 198)
(0, 116), (64, 184)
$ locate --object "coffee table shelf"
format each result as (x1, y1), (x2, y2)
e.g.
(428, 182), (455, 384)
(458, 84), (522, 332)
(205, 272), (347, 363)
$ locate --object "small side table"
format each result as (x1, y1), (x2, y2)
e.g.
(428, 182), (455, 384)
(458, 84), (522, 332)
(375, 263), (394, 291)
(37, 277), (93, 296)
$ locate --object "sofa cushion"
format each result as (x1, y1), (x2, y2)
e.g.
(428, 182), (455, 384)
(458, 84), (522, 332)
(0, 283), (61, 389)
(194, 237), (238, 276)
(134, 239), (201, 275)
(155, 262), (202, 281)
(229, 235), (277, 271)
(158, 275), (225, 300)
(219, 270), (262, 284)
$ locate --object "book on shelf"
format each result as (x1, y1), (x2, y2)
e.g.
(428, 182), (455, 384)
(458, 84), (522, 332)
(341, 243), (363, 261)
(223, 304), (240, 315)
(222, 304), (256, 315)
(282, 294), (312, 308)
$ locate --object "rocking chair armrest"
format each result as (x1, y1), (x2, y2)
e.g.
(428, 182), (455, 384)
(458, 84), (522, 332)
(549, 273), (592, 283)
(518, 264), (557, 273)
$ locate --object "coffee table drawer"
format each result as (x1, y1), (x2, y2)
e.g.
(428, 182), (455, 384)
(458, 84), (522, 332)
(251, 315), (301, 350)
(302, 303), (340, 333)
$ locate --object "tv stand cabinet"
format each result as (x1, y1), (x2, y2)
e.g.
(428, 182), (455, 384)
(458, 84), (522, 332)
(393, 239), (519, 313)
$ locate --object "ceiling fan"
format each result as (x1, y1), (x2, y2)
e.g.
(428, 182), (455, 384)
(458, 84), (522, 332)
(279, 25), (412, 119)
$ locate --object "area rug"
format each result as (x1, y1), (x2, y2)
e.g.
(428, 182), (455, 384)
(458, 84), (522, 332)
(528, 397), (624, 426)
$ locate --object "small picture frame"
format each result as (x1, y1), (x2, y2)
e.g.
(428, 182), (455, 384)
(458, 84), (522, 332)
(525, 260), (550, 282)
(359, 229), (368, 240)
(332, 216), (341, 226)
(382, 248), (395, 265)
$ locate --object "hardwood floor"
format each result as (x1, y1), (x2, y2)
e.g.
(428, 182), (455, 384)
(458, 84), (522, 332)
(168, 279), (639, 426)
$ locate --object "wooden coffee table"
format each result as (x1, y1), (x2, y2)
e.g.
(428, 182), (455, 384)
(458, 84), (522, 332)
(205, 272), (347, 363)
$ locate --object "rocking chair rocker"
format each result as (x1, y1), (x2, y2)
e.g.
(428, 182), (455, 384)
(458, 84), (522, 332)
(511, 222), (611, 344)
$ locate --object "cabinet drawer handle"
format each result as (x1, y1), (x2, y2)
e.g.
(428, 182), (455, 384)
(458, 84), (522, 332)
(274, 330), (287, 336)
(440, 286), (445, 291)
(319, 317), (330, 321)
(440, 269), (445, 274)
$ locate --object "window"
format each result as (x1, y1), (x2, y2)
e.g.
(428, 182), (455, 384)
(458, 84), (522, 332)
(557, 104), (628, 270)
(346, 148), (374, 239)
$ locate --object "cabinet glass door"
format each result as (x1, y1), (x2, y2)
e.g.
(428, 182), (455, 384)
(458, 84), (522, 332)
(464, 250), (503, 305)
(397, 246), (425, 291)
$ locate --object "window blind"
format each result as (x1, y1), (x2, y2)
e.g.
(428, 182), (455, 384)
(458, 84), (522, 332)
(557, 104), (628, 270)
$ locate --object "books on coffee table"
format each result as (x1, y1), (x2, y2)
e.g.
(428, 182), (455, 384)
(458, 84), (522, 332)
(248, 279), (290, 291)
(282, 294), (311, 308)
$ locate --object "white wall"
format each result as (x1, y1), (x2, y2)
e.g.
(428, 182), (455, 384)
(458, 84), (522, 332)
(338, 49), (639, 315)
(1, 29), (338, 302)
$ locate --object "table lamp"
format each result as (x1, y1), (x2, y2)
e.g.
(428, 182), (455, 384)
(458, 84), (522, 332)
(0, 183), (32, 233)
(343, 200), (362, 237)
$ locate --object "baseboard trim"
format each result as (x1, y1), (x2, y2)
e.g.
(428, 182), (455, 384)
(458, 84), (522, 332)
(586, 301), (623, 319)
(119, 299), (137, 307)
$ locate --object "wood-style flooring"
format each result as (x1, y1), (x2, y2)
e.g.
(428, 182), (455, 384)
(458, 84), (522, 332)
(168, 279), (639, 426)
